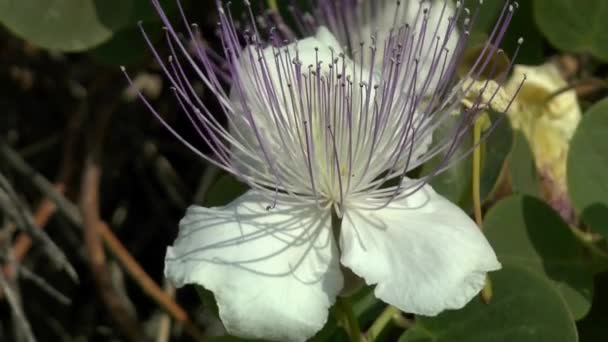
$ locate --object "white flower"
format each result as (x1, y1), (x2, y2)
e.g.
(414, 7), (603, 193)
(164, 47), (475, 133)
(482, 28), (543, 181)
(317, 0), (460, 96)
(127, 0), (518, 341)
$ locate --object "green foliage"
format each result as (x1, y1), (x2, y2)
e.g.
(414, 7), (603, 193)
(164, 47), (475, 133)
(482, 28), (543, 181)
(468, 0), (543, 65)
(90, 21), (162, 66)
(0, 0), (177, 59)
(478, 114), (513, 201)
(5, 0), (608, 340)
(422, 112), (472, 206)
(89, 0), (179, 66)
(399, 265), (578, 342)
(568, 98), (608, 238)
(577, 273), (608, 341)
(501, 0), (543, 65)
(466, 0), (505, 34)
(535, 0), (608, 61)
(509, 131), (540, 197)
(484, 195), (594, 320)
(351, 286), (385, 328)
(423, 112), (512, 210)
(0, 0), (133, 52)
(203, 174), (249, 207)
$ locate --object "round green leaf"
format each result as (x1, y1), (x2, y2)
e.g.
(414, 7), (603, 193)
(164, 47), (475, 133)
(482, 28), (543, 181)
(509, 131), (540, 197)
(484, 195), (593, 320)
(534, 0), (608, 62)
(0, 0), (133, 52)
(568, 97), (608, 238)
(399, 265), (578, 342)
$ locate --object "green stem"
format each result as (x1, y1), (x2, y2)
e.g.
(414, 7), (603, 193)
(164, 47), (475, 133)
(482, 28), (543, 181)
(366, 305), (400, 341)
(337, 297), (362, 342)
(266, 0), (279, 11)
(472, 116), (484, 228)
(570, 226), (608, 259)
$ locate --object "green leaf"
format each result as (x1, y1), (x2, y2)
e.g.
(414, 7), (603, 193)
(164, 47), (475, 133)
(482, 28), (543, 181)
(577, 272), (608, 341)
(567, 97), (608, 239)
(421, 114), (472, 206)
(509, 131), (540, 197)
(422, 112), (511, 209)
(89, 0), (179, 66)
(461, 1), (543, 64)
(534, 0), (608, 62)
(484, 195), (593, 320)
(131, 0), (178, 22)
(0, 0), (133, 52)
(208, 338), (260, 342)
(195, 285), (220, 317)
(479, 113), (513, 201)
(399, 265), (578, 342)
(204, 174), (249, 207)
(90, 21), (162, 66)
(465, 0), (505, 34)
(500, 0), (543, 65)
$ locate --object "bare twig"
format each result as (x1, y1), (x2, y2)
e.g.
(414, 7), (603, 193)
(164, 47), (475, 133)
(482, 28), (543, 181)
(0, 140), (81, 224)
(0, 172), (77, 281)
(11, 184), (65, 265)
(0, 265), (36, 342)
(80, 84), (143, 337)
(80, 158), (144, 342)
(98, 219), (205, 340)
(144, 141), (188, 209)
(545, 77), (607, 103)
(2, 135), (205, 341)
(17, 264), (71, 306)
(6, 109), (81, 270)
(156, 281), (175, 342)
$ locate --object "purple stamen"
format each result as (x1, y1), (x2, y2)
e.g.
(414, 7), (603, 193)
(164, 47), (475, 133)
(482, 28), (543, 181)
(128, 0), (523, 212)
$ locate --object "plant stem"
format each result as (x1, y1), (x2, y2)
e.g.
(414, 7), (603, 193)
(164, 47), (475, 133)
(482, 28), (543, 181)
(337, 297), (362, 342)
(366, 305), (400, 341)
(472, 117), (484, 228)
(570, 226), (608, 259)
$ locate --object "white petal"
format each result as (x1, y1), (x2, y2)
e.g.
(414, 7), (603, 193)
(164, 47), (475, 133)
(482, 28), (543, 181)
(340, 184), (500, 316)
(230, 26), (346, 142)
(228, 26), (350, 179)
(360, 0), (459, 96)
(228, 27), (379, 192)
(165, 191), (343, 341)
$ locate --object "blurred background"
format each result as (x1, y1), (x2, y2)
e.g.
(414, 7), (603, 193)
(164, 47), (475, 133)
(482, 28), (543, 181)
(1, 0), (607, 341)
